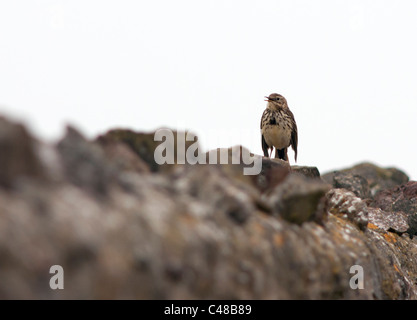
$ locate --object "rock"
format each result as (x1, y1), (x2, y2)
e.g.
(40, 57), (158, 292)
(0, 117), (44, 188)
(407, 214), (417, 239)
(262, 173), (330, 225)
(96, 133), (150, 174)
(332, 172), (370, 199)
(57, 126), (115, 195)
(97, 128), (200, 173)
(204, 146), (266, 186)
(371, 181), (417, 213)
(251, 157), (321, 192)
(326, 188), (368, 230)
(322, 162), (409, 197)
(172, 164), (256, 225)
(370, 181), (417, 237)
(254, 157), (290, 193)
(202, 147), (307, 194)
(1, 113), (417, 299)
(291, 165), (321, 179)
(367, 207), (409, 233)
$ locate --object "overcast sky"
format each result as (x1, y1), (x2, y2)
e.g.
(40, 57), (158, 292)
(1, 1), (416, 179)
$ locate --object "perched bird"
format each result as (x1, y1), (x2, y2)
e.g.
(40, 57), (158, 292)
(260, 93), (298, 162)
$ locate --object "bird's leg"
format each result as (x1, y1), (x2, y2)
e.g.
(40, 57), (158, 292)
(275, 148), (286, 160)
(285, 149), (292, 171)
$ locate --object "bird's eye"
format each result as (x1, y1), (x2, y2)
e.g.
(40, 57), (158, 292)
(275, 97), (280, 101)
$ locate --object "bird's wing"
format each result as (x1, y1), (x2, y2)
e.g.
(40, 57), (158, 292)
(260, 109), (266, 129)
(287, 109), (298, 162)
(261, 134), (269, 157)
(260, 109), (271, 157)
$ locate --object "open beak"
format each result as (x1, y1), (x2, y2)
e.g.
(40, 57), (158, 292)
(264, 96), (270, 101)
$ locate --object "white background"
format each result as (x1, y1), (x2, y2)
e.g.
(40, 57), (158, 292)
(1, 1), (416, 179)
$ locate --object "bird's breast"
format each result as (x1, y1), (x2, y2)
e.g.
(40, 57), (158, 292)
(261, 110), (292, 149)
(262, 125), (291, 149)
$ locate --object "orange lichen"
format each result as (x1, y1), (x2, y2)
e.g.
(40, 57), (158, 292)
(383, 232), (397, 243)
(180, 214), (197, 225)
(367, 223), (380, 230)
(273, 234), (285, 247)
(252, 222), (266, 236)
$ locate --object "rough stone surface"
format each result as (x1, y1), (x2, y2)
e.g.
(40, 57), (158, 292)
(367, 207), (409, 233)
(370, 181), (417, 237)
(327, 188), (369, 230)
(322, 162), (409, 198)
(255, 157), (290, 193)
(332, 172), (370, 199)
(1, 115), (417, 299)
(263, 173), (330, 225)
(97, 128), (199, 173)
(0, 117), (44, 188)
(57, 126), (116, 195)
(291, 165), (321, 179)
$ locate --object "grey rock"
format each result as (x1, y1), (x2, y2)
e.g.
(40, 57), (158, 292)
(96, 133), (150, 174)
(332, 172), (370, 199)
(370, 181), (417, 237)
(367, 207), (409, 233)
(323, 162), (409, 197)
(1, 114), (417, 299)
(326, 188), (368, 230)
(97, 128), (200, 173)
(291, 165), (321, 179)
(263, 173), (330, 225)
(57, 126), (115, 195)
(171, 164), (256, 225)
(255, 157), (290, 193)
(0, 117), (44, 188)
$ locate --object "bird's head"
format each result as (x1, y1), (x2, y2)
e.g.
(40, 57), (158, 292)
(265, 93), (288, 110)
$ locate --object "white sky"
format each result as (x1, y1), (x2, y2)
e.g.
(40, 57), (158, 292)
(1, 1), (416, 179)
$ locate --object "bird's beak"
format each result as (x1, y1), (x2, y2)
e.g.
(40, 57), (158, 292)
(264, 96), (270, 101)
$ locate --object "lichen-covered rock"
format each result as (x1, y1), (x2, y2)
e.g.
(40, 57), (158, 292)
(204, 146), (267, 188)
(367, 207), (409, 233)
(1, 114), (417, 300)
(57, 126), (116, 195)
(332, 171), (370, 199)
(370, 181), (417, 237)
(254, 157), (290, 193)
(326, 188), (368, 230)
(96, 133), (150, 174)
(263, 173), (330, 225)
(171, 164), (256, 225)
(291, 165), (321, 179)
(322, 162), (409, 197)
(0, 117), (44, 188)
(97, 128), (199, 173)
(371, 181), (417, 213)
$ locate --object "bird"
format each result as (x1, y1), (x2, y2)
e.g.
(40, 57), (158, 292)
(260, 93), (298, 163)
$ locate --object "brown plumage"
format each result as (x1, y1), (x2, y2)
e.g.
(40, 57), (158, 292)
(260, 93), (298, 162)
